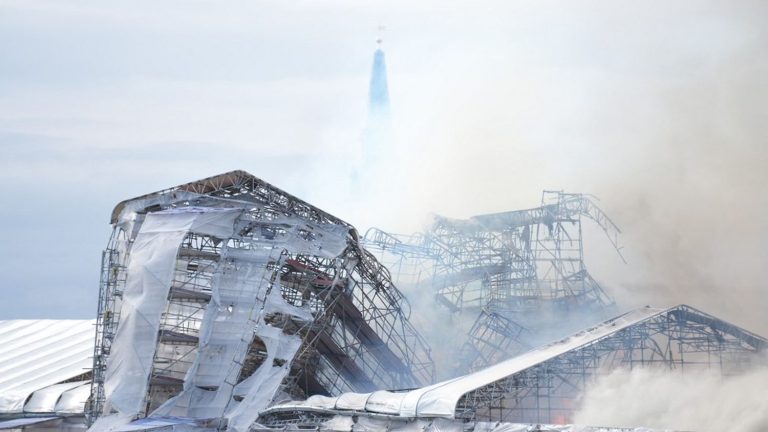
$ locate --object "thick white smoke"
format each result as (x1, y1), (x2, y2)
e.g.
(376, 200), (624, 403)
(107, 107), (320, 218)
(574, 367), (768, 431)
(5, 1), (764, 426)
(353, 0), (768, 336)
(336, 0), (768, 424)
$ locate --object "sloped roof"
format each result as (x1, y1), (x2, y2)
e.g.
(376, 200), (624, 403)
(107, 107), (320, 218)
(110, 170), (350, 228)
(264, 304), (766, 419)
(0, 320), (95, 415)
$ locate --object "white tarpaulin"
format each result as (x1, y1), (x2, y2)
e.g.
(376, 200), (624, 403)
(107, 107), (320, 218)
(114, 416), (202, 431)
(94, 206), (350, 432)
(299, 416), (670, 432)
(100, 208), (240, 421)
(55, 383), (93, 414)
(0, 416), (60, 430)
(152, 244), (283, 419)
(92, 175), (363, 432)
(147, 214), (346, 430)
(23, 380), (88, 413)
(225, 325), (302, 432)
(0, 320), (94, 414)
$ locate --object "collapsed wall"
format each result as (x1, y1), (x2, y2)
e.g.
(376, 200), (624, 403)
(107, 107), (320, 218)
(88, 171), (434, 431)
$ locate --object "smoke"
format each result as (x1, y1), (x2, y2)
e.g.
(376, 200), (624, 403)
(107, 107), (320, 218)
(350, 0), (768, 337)
(589, 61), (768, 335)
(324, 0), (768, 382)
(574, 366), (768, 431)
(4, 0), (765, 329)
(3, 2), (766, 422)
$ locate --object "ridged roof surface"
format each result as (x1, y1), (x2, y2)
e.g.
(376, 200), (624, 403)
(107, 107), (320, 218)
(0, 320), (94, 415)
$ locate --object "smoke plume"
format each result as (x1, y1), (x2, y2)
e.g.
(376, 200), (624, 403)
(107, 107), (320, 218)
(574, 366), (768, 431)
(331, 5), (768, 422)
(358, 0), (768, 337)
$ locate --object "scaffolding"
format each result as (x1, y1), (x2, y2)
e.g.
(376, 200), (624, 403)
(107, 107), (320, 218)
(457, 311), (529, 373)
(89, 228), (129, 419)
(257, 305), (767, 428)
(455, 305), (766, 424)
(363, 191), (624, 374)
(88, 171), (434, 427)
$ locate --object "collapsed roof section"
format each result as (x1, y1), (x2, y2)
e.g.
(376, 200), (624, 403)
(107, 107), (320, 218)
(89, 171), (434, 431)
(365, 191), (622, 316)
(363, 191), (625, 375)
(261, 304), (766, 425)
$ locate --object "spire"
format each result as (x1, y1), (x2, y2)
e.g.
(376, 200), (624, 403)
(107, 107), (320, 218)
(353, 29), (395, 199)
(368, 31), (390, 120)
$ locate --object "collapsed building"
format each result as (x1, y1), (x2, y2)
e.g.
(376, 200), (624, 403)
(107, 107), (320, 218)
(363, 191), (626, 374)
(1, 39), (763, 432)
(87, 171), (434, 430)
(1, 171), (766, 432)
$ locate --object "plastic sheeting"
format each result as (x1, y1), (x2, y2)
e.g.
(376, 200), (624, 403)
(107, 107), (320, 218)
(0, 417), (60, 430)
(335, 393), (371, 411)
(151, 215), (333, 429)
(0, 320), (95, 414)
(267, 307), (666, 419)
(149, 214), (347, 431)
(24, 380), (88, 413)
(303, 395), (339, 410)
(308, 416), (669, 432)
(321, 415), (355, 432)
(55, 383), (93, 414)
(365, 391), (405, 415)
(101, 209), (241, 419)
(225, 326), (302, 432)
(341, 417), (461, 432)
(152, 245), (279, 419)
(114, 417), (203, 431)
(96, 203), (351, 432)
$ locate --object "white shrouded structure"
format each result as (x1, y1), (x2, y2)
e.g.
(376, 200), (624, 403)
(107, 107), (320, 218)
(0, 320), (94, 422)
(89, 171), (434, 432)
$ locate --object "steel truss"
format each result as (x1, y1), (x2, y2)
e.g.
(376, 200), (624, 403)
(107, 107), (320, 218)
(363, 191), (624, 373)
(88, 171), (434, 424)
(455, 305), (767, 424)
(457, 310), (529, 374)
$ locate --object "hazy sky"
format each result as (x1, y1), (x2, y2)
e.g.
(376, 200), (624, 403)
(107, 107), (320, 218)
(1, 1), (766, 336)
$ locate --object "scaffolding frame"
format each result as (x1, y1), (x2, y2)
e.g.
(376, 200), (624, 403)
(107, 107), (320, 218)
(455, 305), (766, 424)
(362, 191), (624, 373)
(256, 305), (767, 429)
(457, 310), (529, 373)
(89, 227), (129, 421)
(88, 171), (435, 425)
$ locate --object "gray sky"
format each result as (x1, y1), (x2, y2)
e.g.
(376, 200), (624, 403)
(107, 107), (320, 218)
(1, 1), (766, 335)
